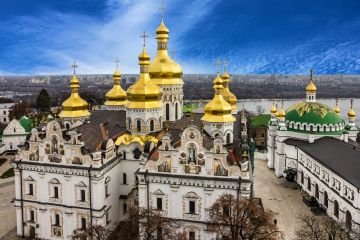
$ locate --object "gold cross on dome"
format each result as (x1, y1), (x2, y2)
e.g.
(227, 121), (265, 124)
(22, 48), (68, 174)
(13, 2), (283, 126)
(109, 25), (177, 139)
(310, 68), (314, 81)
(115, 57), (120, 69)
(71, 60), (78, 75)
(160, 0), (165, 19)
(351, 99), (354, 108)
(140, 31), (149, 47)
(215, 59), (222, 73)
(170, 49), (176, 59)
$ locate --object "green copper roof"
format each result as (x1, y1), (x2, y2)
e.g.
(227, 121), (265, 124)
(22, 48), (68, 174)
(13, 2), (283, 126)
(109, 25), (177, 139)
(286, 102), (344, 125)
(251, 114), (271, 127)
(18, 116), (33, 132)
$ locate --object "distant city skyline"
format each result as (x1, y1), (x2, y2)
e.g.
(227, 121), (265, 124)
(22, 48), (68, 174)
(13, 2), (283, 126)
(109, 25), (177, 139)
(0, 0), (360, 75)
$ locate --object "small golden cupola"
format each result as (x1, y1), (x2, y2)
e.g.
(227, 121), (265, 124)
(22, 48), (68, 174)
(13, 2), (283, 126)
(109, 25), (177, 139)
(221, 67), (238, 114)
(270, 99), (277, 115)
(202, 73), (236, 144)
(59, 61), (90, 122)
(305, 68), (317, 103)
(333, 98), (340, 114)
(104, 58), (127, 109)
(348, 99), (356, 119)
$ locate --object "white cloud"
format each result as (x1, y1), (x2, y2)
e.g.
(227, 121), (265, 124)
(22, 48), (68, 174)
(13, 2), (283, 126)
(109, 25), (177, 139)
(1, 0), (220, 75)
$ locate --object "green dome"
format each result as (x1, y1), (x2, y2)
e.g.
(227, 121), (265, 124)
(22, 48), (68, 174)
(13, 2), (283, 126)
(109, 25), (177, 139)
(285, 102), (345, 131)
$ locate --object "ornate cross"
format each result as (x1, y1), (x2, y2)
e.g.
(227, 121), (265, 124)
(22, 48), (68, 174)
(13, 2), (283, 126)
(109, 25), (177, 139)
(140, 31), (149, 46)
(223, 59), (228, 71)
(115, 57), (120, 69)
(170, 49), (176, 59)
(71, 60), (78, 75)
(215, 59), (222, 73)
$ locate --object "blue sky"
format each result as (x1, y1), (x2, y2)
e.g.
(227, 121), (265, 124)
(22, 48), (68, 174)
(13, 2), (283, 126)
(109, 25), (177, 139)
(0, 0), (360, 75)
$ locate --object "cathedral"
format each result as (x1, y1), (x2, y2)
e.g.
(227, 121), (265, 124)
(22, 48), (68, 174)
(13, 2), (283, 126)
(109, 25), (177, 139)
(12, 14), (251, 240)
(267, 69), (360, 231)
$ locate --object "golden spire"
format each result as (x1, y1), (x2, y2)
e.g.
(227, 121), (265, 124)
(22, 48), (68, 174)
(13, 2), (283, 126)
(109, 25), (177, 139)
(270, 99), (277, 114)
(306, 68), (317, 93)
(149, 1), (183, 85)
(59, 61), (90, 119)
(333, 98), (340, 114)
(201, 71), (235, 123)
(126, 34), (162, 109)
(220, 60), (237, 113)
(348, 99), (356, 118)
(104, 57), (127, 107)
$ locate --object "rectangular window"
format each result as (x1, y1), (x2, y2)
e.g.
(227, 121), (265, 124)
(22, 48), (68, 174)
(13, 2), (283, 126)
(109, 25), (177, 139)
(123, 203), (127, 213)
(81, 217), (86, 230)
(156, 197), (163, 210)
(223, 205), (230, 216)
(29, 184), (34, 195)
(54, 186), (59, 198)
(189, 201), (196, 214)
(105, 185), (109, 197)
(189, 231), (195, 240)
(106, 211), (110, 225)
(55, 214), (60, 226)
(123, 173), (127, 185)
(30, 210), (35, 222)
(80, 190), (86, 202)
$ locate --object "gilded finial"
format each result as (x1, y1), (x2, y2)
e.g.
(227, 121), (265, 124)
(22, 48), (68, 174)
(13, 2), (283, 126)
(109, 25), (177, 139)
(223, 60), (228, 72)
(140, 31), (149, 47)
(333, 98), (340, 114)
(215, 59), (222, 73)
(348, 99), (356, 118)
(160, 0), (165, 20)
(115, 57), (120, 70)
(351, 99), (354, 109)
(71, 60), (78, 75)
(310, 68), (313, 82)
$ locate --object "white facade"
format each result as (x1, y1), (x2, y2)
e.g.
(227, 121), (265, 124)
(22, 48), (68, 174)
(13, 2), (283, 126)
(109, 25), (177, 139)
(127, 108), (162, 134)
(161, 84), (183, 122)
(2, 118), (29, 151)
(0, 102), (15, 124)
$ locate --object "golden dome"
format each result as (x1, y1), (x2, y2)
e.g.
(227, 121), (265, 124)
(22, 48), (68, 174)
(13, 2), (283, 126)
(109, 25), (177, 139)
(59, 73), (90, 119)
(221, 70), (237, 112)
(270, 100), (277, 114)
(333, 99), (340, 114)
(149, 18), (183, 85)
(306, 68), (317, 93)
(278, 108), (286, 118)
(127, 47), (163, 109)
(104, 63), (127, 106)
(201, 77), (235, 123)
(348, 99), (356, 118)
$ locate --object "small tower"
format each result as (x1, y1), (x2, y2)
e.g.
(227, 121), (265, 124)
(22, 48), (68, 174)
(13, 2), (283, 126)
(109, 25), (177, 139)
(104, 58), (127, 110)
(277, 100), (286, 130)
(149, 3), (184, 122)
(333, 98), (340, 115)
(270, 99), (278, 123)
(305, 68), (317, 103)
(221, 64), (238, 114)
(126, 33), (163, 135)
(201, 73), (235, 145)
(59, 61), (90, 128)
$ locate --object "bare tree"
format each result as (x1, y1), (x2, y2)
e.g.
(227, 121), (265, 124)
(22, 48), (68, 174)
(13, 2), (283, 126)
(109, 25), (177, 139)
(295, 214), (359, 240)
(72, 225), (110, 240)
(116, 206), (186, 240)
(207, 194), (281, 240)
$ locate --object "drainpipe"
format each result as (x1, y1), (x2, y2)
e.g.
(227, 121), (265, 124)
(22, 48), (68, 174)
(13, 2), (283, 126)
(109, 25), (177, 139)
(144, 169), (150, 238)
(16, 160), (24, 238)
(88, 165), (93, 229)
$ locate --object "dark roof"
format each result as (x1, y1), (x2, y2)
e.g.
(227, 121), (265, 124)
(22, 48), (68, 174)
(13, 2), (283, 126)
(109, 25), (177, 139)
(284, 137), (360, 188)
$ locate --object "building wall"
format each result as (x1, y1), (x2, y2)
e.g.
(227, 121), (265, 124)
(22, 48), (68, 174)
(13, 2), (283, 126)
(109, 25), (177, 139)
(2, 119), (28, 151)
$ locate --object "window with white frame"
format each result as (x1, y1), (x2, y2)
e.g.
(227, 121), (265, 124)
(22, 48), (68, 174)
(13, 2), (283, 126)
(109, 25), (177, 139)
(153, 189), (166, 211)
(75, 181), (88, 204)
(49, 178), (61, 200)
(183, 192), (200, 217)
(24, 176), (35, 196)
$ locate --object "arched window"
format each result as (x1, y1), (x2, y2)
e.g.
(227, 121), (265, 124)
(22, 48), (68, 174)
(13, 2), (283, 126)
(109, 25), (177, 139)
(297, 123), (300, 130)
(166, 104), (170, 121)
(346, 210), (352, 230)
(137, 120), (141, 132)
(334, 200), (339, 218)
(188, 144), (197, 164)
(317, 126), (320, 132)
(315, 183), (319, 199)
(300, 171), (304, 184)
(226, 133), (231, 145)
(310, 125), (313, 132)
(323, 191), (328, 208)
(175, 103), (178, 120)
(150, 120), (154, 132)
(307, 177), (311, 191)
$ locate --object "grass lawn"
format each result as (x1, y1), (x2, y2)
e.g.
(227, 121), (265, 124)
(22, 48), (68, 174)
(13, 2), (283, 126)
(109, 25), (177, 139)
(0, 158), (6, 167)
(0, 168), (14, 178)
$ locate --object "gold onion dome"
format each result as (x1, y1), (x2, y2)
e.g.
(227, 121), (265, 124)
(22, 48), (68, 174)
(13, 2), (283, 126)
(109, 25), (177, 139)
(278, 108), (286, 118)
(306, 69), (317, 93)
(221, 70), (238, 111)
(104, 61), (127, 106)
(201, 76), (236, 123)
(149, 18), (183, 85)
(270, 100), (277, 114)
(348, 100), (356, 118)
(59, 64), (90, 119)
(126, 46), (163, 109)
